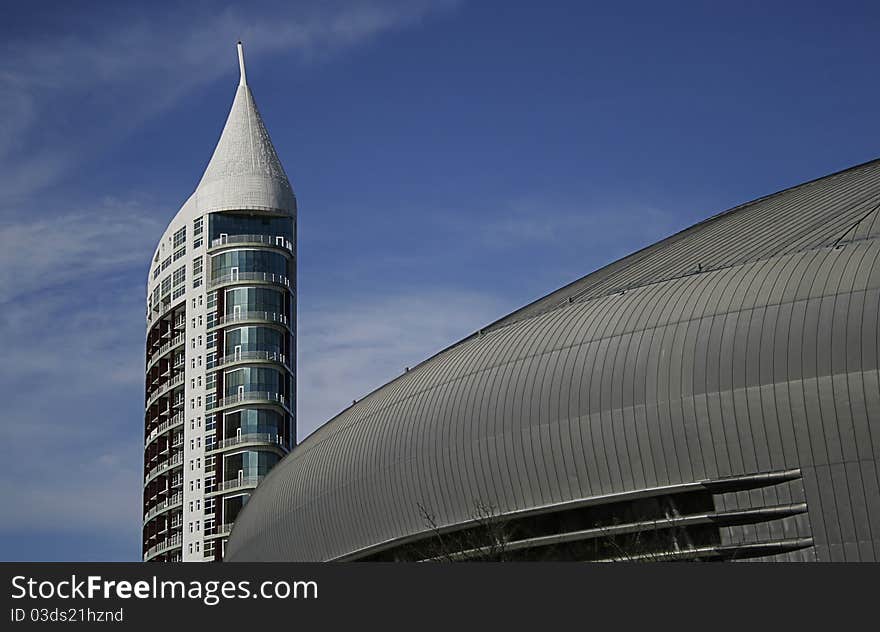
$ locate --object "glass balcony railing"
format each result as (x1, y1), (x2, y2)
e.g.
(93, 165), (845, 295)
(207, 433), (285, 454)
(209, 311), (289, 330)
(208, 271), (290, 290)
(206, 476), (265, 496)
(210, 350), (289, 370)
(204, 523), (234, 540)
(209, 234), (293, 252)
(207, 391), (287, 411)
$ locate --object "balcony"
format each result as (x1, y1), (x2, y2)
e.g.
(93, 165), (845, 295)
(204, 523), (234, 540)
(205, 476), (265, 498)
(209, 350), (289, 371)
(145, 372), (184, 409)
(148, 292), (185, 324)
(209, 234), (293, 253)
(144, 532), (183, 561)
(143, 491), (183, 524)
(207, 271), (290, 291)
(207, 391), (287, 413)
(206, 433), (287, 455)
(144, 412), (185, 448)
(208, 310), (289, 331)
(144, 451), (183, 485)
(147, 333), (185, 369)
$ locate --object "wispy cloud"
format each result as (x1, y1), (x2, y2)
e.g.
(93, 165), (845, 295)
(0, 458), (142, 536)
(293, 195), (685, 439)
(0, 202), (157, 548)
(297, 289), (506, 438)
(0, 0), (684, 559)
(0, 0), (459, 208)
(479, 201), (676, 251)
(0, 0), (460, 558)
(0, 198), (161, 300)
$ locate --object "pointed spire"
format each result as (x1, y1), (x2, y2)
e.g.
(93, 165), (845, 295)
(237, 41), (247, 87)
(184, 41), (295, 217)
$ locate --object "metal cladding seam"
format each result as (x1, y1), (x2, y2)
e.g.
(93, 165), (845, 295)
(225, 158), (880, 562)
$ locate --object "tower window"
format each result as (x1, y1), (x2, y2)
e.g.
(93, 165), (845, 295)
(173, 266), (186, 286)
(173, 227), (186, 249)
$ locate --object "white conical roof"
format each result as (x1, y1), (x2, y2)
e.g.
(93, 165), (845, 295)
(183, 42), (295, 217)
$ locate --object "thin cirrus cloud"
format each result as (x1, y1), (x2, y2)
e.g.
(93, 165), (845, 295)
(297, 290), (508, 438)
(0, 202), (154, 555)
(0, 0), (463, 560)
(0, 0), (685, 560)
(0, 199), (162, 300)
(0, 0), (459, 208)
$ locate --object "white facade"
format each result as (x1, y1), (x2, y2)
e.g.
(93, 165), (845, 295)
(142, 43), (296, 562)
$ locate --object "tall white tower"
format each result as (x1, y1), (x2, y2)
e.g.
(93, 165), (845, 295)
(142, 43), (296, 562)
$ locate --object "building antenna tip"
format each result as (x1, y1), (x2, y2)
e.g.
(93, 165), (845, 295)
(237, 41), (247, 86)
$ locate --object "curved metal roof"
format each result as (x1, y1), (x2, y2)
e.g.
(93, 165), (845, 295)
(225, 158), (880, 562)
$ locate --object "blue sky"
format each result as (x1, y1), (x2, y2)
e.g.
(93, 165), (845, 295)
(0, 0), (878, 561)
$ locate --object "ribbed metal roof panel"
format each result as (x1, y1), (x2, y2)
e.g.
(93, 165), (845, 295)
(226, 158), (880, 562)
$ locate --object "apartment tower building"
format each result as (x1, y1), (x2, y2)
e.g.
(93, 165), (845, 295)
(142, 43), (296, 562)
